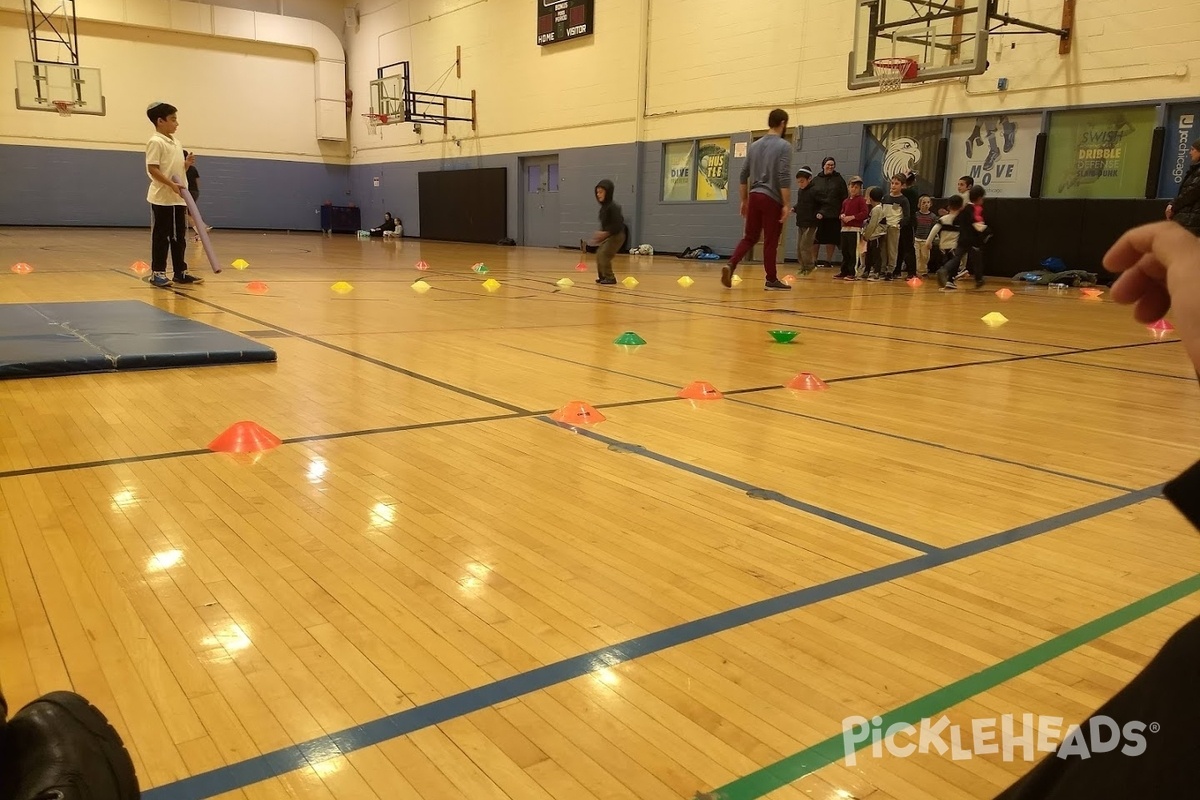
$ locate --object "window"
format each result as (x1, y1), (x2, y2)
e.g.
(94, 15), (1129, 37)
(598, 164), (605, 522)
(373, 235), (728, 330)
(662, 137), (731, 202)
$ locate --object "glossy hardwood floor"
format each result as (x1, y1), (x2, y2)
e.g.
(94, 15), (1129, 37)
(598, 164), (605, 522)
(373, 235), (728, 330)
(1, 227), (1198, 800)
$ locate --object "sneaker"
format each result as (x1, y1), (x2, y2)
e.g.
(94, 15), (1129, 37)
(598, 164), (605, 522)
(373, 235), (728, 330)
(721, 265), (734, 288)
(764, 279), (792, 291)
(149, 273), (171, 288)
(0, 691), (140, 800)
(843, 275), (858, 282)
(942, 280), (958, 291)
(883, 274), (895, 281)
(867, 274), (883, 282)
(174, 273), (204, 285)
(595, 277), (617, 285)
(956, 268), (970, 280)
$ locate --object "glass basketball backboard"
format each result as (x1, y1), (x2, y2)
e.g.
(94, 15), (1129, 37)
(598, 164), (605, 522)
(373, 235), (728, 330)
(15, 61), (105, 115)
(849, 0), (989, 90)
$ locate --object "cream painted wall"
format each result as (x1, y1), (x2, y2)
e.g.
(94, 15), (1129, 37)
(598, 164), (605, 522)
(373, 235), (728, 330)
(642, 0), (1195, 141)
(346, 0), (1197, 162)
(347, 0), (641, 163)
(1, 0), (349, 160)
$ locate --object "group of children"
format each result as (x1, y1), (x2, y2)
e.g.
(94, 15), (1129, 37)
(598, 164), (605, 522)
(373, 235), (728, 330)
(794, 170), (990, 290)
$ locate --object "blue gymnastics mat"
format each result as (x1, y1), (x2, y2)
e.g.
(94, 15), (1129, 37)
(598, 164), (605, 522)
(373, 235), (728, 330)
(0, 300), (277, 379)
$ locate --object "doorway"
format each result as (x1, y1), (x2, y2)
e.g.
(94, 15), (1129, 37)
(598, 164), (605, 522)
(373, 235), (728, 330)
(520, 155), (560, 248)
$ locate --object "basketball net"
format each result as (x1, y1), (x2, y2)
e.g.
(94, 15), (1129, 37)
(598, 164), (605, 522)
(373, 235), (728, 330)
(52, 100), (75, 116)
(873, 58), (916, 93)
(363, 111), (389, 135)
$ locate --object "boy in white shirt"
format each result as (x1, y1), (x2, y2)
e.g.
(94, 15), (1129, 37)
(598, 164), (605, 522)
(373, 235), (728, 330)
(925, 195), (964, 276)
(145, 102), (202, 287)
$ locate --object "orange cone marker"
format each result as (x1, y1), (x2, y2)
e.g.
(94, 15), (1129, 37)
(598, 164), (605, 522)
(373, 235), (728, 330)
(786, 372), (828, 391)
(550, 401), (606, 426)
(208, 421), (282, 453)
(678, 381), (723, 400)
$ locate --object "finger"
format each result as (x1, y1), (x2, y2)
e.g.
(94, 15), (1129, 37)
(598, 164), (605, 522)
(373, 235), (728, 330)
(1131, 284), (1172, 324)
(1110, 264), (1153, 305)
(1104, 221), (1194, 275)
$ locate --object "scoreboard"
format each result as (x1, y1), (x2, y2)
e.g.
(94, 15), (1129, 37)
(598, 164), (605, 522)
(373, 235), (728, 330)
(537, 0), (594, 46)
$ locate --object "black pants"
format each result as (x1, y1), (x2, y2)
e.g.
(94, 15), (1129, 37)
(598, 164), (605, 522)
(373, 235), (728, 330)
(996, 611), (1200, 799)
(151, 204), (188, 276)
(898, 225), (918, 277)
(838, 231), (859, 277)
(939, 245), (983, 284)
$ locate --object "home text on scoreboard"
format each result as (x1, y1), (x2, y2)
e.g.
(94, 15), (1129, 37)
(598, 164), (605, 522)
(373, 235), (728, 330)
(536, 0), (594, 46)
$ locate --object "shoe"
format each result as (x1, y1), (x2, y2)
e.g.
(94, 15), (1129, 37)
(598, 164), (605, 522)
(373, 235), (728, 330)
(942, 280), (958, 290)
(721, 265), (734, 288)
(0, 691), (140, 800)
(173, 273), (203, 285)
(1002, 120), (1016, 152)
(149, 273), (171, 288)
(984, 144), (1000, 171)
(764, 279), (791, 291)
(595, 277), (617, 285)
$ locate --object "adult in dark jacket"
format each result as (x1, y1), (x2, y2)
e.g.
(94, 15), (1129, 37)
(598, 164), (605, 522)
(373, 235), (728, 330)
(1166, 140), (1200, 236)
(810, 157), (848, 268)
(995, 220), (1200, 800)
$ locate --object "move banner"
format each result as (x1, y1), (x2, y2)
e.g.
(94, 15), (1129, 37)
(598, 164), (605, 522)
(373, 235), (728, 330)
(946, 113), (1041, 197)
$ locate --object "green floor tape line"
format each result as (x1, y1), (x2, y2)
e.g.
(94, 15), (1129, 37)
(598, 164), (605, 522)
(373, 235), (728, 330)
(700, 572), (1200, 800)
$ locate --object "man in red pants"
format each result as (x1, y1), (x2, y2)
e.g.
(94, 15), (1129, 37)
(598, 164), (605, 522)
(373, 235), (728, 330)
(722, 108), (794, 291)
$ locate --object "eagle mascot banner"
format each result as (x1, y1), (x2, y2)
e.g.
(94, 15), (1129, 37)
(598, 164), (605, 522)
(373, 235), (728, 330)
(860, 119), (942, 198)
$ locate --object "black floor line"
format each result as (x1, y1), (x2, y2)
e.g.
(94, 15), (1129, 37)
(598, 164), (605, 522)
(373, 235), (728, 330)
(110, 269), (529, 414)
(1046, 357), (1195, 382)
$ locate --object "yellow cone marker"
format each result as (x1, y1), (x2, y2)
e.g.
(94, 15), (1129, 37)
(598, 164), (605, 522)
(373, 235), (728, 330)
(981, 312), (1008, 327)
(556, 278), (574, 287)
(483, 278), (501, 291)
(677, 276), (694, 287)
(411, 280), (431, 294)
(622, 276), (639, 288)
(331, 281), (354, 293)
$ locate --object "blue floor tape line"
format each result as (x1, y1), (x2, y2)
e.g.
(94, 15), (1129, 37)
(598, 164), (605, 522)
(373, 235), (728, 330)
(142, 482), (1163, 800)
(545, 418), (940, 554)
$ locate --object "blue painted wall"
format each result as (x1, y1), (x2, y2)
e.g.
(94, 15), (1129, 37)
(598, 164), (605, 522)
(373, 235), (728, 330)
(0, 144), (350, 231)
(348, 142), (639, 248)
(0, 123), (861, 255)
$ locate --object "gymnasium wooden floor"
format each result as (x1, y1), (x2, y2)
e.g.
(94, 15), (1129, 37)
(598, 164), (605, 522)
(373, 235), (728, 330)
(2, 227), (1199, 800)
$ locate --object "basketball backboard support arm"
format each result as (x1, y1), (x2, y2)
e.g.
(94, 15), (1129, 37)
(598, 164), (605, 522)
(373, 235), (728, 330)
(848, 0), (1073, 90)
(23, 0), (80, 65)
(371, 61), (477, 131)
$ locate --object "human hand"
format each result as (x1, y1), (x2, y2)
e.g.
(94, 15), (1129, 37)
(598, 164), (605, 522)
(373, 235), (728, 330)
(1106, 221), (1200, 371)
(740, 201), (748, 219)
(780, 205), (791, 224)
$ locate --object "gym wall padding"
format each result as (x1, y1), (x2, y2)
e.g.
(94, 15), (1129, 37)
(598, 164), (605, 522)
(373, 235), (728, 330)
(417, 168), (508, 244)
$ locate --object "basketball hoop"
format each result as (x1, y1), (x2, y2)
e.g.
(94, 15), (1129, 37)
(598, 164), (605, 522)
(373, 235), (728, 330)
(363, 112), (388, 134)
(873, 57), (918, 92)
(52, 100), (76, 116)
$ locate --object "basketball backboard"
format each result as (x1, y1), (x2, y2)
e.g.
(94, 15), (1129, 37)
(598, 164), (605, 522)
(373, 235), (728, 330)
(15, 61), (105, 115)
(849, 0), (989, 90)
(370, 75), (405, 122)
